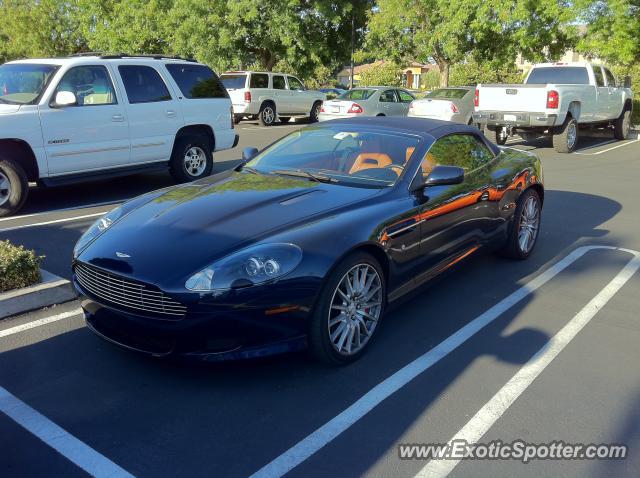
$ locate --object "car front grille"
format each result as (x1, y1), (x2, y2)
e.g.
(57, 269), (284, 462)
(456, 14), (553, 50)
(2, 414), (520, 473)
(74, 262), (187, 318)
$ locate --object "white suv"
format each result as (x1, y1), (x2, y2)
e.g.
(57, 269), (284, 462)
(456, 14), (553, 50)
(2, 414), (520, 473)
(0, 54), (238, 216)
(220, 71), (326, 126)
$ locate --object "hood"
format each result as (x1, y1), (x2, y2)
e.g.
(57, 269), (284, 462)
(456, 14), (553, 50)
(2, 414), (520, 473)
(0, 103), (21, 114)
(79, 171), (381, 286)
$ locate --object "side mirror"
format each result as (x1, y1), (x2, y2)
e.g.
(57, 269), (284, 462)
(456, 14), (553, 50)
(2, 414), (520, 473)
(54, 91), (77, 107)
(242, 147), (259, 162)
(411, 165), (465, 192)
(624, 76), (632, 89)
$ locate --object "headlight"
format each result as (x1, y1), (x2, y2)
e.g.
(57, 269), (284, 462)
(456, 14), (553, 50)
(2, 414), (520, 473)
(73, 206), (124, 257)
(185, 243), (303, 292)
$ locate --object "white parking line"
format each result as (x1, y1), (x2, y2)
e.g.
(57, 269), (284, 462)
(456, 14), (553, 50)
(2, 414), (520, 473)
(0, 309), (82, 339)
(0, 212), (104, 233)
(0, 386), (133, 477)
(417, 247), (640, 478)
(250, 245), (636, 478)
(574, 136), (640, 155)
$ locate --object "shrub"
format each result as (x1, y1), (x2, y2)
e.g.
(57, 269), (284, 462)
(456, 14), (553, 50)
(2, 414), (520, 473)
(450, 58), (524, 86)
(420, 70), (441, 91)
(0, 240), (43, 293)
(358, 61), (402, 87)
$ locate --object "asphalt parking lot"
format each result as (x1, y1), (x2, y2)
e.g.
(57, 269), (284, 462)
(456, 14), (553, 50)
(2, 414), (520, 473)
(1, 124), (640, 477)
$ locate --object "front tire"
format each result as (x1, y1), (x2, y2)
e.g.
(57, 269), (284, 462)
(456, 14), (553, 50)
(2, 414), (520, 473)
(169, 136), (213, 183)
(613, 110), (631, 140)
(553, 117), (578, 153)
(0, 157), (29, 218)
(308, 252), (385, 365)
(499, 189), (541, 260)
(484, 126), (507, 145)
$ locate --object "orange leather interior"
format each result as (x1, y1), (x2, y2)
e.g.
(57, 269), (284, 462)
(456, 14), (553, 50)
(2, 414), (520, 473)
(421, 153), (437, 177)
(405, 147), (415, 163)
(349, 153), (393, 173)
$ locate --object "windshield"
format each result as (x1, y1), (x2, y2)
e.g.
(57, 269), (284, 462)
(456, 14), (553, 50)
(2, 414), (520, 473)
(426, 88), (469, 99)
(246, 127), (421, 188)
(0, 63), (59, 105)
(526, 67), (589, 85)
(337, 89), (375, 100)
(220, 74), (247, 90)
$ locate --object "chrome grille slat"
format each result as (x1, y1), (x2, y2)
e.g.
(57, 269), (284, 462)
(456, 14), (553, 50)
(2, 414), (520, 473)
(75, 263), (187, 317)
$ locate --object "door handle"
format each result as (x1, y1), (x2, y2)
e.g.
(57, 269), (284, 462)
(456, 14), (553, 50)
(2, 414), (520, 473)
(111, 114), (125, 122)
(166, 110), (177, 118)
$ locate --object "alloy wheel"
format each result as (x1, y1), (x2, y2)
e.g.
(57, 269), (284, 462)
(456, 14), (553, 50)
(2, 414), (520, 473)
(518, 196), (540, 254)
(183, 146), (207, 177)
(0, 171), (11, 207)
(328, 263), (383, 356)
(262, 107), (275, 125)
(567, 122), (577, 149)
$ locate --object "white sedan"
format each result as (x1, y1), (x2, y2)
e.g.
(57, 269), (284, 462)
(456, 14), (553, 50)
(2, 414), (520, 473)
(408, 87), (475, 124)
(319, 87), (415, 121)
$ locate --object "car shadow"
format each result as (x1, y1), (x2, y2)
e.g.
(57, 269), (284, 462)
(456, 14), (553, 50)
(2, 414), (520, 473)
(0, 189), (626, 477)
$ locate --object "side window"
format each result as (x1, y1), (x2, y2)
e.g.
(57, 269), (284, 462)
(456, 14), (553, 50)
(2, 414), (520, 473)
(593, 67), (605, 87)
(165, 64), (228, 99)
(420, 134), (493, 180)
(287, 76), (305, 90)
(118, 65), (171, 104)
(250, 73), (269, 88)
(397, 90), (415, 103)
(379, 90), (397, 102)
(273, 75), (286, 90)
(604, 68), (616, 87)
(54, 66), (117, 106)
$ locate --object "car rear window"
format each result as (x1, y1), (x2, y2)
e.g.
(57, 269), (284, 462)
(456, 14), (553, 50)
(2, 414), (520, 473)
(250, 73), (269, 88)
(338, 89), (375, 100)
(165, 64), (228, 99)
(426, 88), (469, 99)
(526, 67), (589, 85)
(220, 74), (247, 90)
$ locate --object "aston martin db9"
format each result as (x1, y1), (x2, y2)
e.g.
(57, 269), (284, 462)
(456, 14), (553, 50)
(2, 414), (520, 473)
(73, 117), (544, 364)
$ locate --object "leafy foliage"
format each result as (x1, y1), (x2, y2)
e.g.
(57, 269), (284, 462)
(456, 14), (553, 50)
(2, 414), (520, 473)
(0, 240), (43, 293)
(358, 62), (402, 86)
(449, 58), (524, 86)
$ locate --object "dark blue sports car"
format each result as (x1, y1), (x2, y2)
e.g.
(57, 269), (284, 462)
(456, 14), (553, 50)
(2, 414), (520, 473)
(73, 117), (544, 364)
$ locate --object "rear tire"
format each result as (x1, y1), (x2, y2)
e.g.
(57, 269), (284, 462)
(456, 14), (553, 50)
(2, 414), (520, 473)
(553, 117), (578, 153)
(613, 110), (631, 140)
(258, 102), (276, 126)
(308, 251), (386, 365)
(309, 101), (322, 123)
(499, 189), (541, 260)
(484, 126), (507, 145)
(0, 157), (29, 218)
(169, 136), (213, 183)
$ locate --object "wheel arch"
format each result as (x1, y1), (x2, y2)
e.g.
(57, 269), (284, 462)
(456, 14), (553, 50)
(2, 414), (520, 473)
(327, 241), (391, 289)
(0, 139), (39, 181)
(524, 183), (544, 206)
(174, 125), (215, 151)
(567, 101), (581, 122)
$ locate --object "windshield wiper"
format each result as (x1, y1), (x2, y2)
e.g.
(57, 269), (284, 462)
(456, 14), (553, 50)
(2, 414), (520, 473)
(271, 169), (339, 184)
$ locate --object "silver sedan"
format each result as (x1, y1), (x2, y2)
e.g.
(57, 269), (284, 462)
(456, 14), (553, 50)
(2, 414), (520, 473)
(318, 87), (416, 121)
(408, 87), (475, 124)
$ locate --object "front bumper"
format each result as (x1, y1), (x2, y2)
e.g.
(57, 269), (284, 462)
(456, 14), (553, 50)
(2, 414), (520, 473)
(74, 276), (316, 361)
(473, 111), (557, 128)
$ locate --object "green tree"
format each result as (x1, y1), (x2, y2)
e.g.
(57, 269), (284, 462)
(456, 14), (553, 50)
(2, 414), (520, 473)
(363, 0), (575, 86)
(358, 61), (402, 86)
(575, 0), (640, 68)
(449, 58), (523, 86)
(0, 0), (87, 60)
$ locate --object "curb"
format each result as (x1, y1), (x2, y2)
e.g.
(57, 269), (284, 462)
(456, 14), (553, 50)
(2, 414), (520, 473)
(0, 270), (78, 319)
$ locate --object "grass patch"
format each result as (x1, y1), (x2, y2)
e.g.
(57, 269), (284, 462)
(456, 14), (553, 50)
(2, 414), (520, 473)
(0, 240), (43, 293)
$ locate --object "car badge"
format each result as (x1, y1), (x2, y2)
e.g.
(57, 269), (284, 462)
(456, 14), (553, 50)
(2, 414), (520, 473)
(115, 252), (131, 258)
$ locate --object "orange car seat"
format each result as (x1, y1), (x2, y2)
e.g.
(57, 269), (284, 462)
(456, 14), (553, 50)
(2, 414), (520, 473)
(349, 153), (393, 173)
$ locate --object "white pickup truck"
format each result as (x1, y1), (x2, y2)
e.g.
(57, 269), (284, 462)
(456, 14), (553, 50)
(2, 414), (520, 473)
(0, 54), (238, 216)
(473, 62), (633, 152)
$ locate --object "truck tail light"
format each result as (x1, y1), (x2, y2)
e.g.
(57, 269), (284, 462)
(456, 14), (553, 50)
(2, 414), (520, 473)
(474, 89), (479, 107)
(244, 91), (251, 103)
(320, 103), (325, 113)
(450, 102), (459, 113)
(348, 103), (363, 114)
(547, 90), (559, 109)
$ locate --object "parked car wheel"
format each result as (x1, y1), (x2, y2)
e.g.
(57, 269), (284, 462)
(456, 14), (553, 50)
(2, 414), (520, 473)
(553, 117), (578, 153)
(170, 136), (213, 183)
(613, 109), (631, 140)
(258, 102), (276, 126)
(499, 188), (541, 260)
(279, 116), (291, 124)
(309, 101), (322, 123)
(308, 251), (385, 365)
(484, 126), (507, 145)
(0, 157), (29, 218)
(233, 115), (243, 125)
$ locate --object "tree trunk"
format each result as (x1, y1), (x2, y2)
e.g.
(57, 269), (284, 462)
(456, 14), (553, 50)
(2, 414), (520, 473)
(438, 62), (450, 87)
(259, 50), (276, 71)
